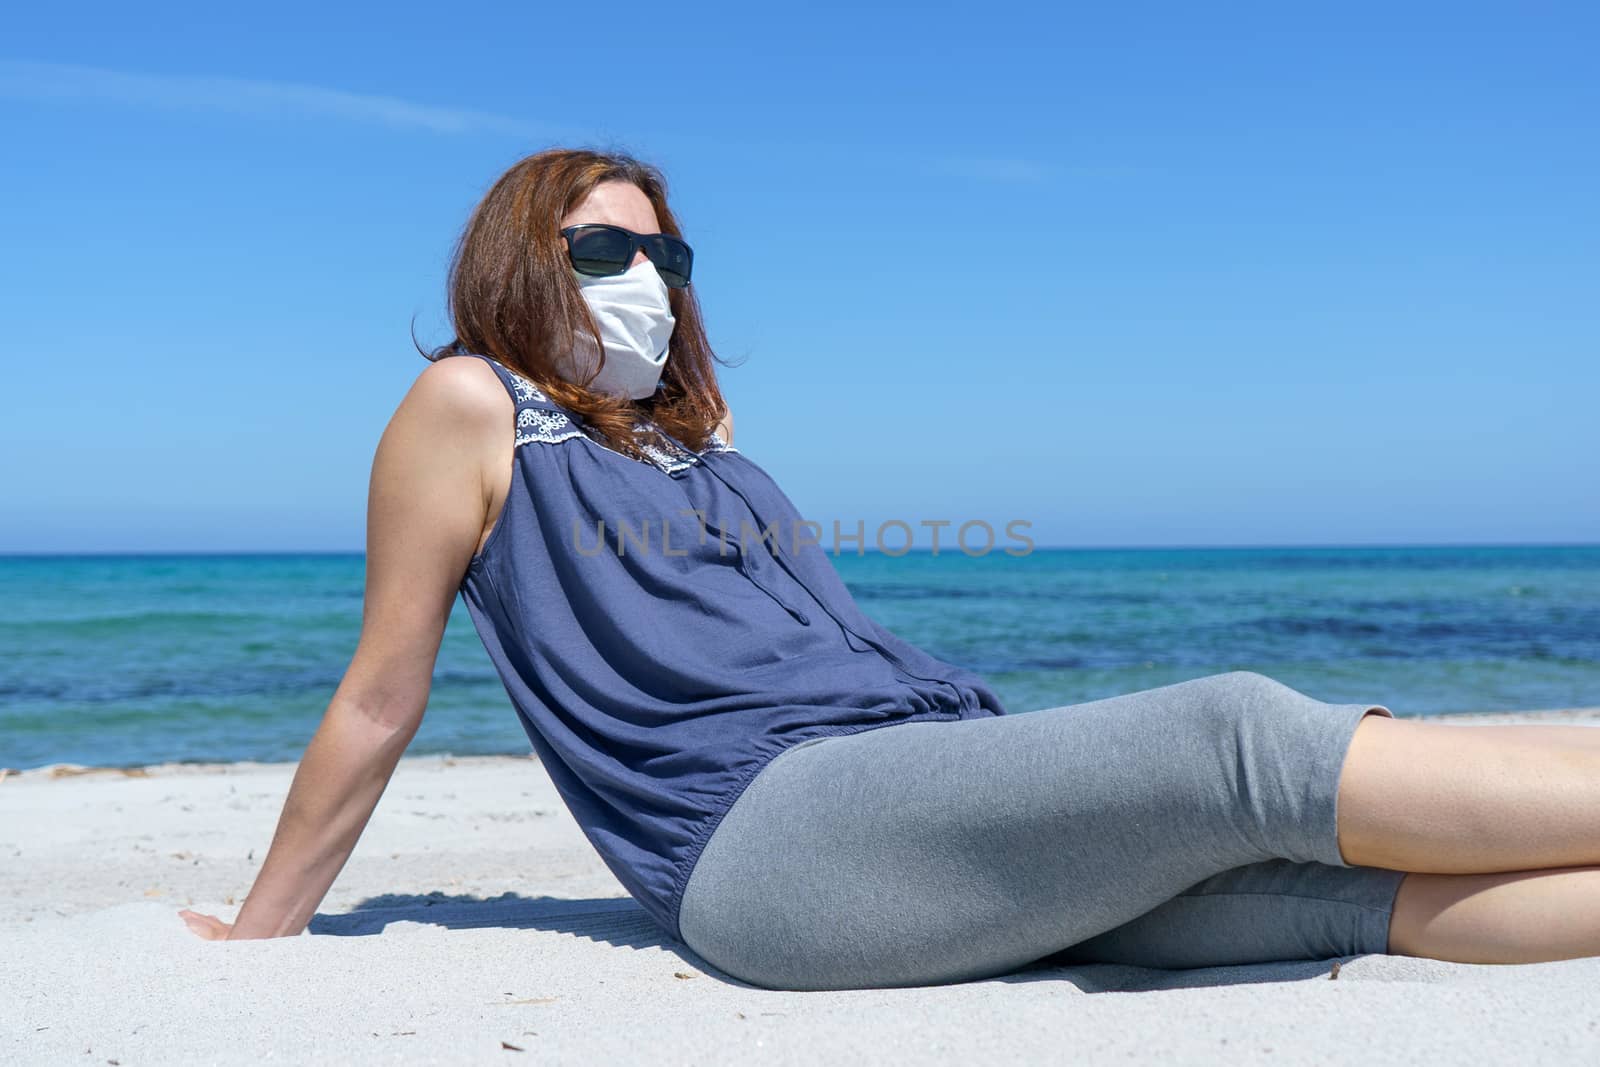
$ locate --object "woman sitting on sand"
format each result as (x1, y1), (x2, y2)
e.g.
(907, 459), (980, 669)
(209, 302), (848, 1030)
(183, 147), (1600, 990)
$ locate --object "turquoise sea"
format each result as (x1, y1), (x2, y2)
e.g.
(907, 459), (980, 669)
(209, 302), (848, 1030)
(3, 545), (1598, 771)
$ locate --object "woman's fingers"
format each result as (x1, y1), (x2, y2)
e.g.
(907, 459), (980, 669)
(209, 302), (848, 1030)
(177, 908), (234, 940)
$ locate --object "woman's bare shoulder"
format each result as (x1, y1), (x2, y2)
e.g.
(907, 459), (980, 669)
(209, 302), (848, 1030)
(403, 355), (513, 428)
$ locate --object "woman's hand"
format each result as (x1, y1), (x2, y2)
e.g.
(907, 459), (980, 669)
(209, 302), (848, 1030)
(178, 908), (235, 941)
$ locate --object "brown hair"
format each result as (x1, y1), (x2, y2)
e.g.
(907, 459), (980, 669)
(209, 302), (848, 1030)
(420, 146), (732, 460)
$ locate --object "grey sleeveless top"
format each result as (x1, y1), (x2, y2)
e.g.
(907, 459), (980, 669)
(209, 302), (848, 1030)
(451, 352), (1008, 940)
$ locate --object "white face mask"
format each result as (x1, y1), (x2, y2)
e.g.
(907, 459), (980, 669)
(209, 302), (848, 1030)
(556, 258), (677, 400)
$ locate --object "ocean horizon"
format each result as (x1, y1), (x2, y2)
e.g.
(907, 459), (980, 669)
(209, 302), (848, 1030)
(4, 543), (1597, 771)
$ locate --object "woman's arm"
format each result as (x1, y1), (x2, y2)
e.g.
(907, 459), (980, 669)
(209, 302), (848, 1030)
(180, 357), (513, 940)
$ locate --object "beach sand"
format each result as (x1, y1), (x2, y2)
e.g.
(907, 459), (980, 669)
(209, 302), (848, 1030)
(6, 707), (1600, 1064)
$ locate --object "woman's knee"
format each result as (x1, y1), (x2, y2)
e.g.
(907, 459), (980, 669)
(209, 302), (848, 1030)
(1208, 669), (1304, 700)
(1187, 670), (1319, 728)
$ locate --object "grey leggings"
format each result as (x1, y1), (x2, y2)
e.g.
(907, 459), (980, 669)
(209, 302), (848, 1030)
(677, 671), (1407, 991)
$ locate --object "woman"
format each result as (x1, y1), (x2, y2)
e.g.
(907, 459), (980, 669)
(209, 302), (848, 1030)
(182, 147), (1600, 991)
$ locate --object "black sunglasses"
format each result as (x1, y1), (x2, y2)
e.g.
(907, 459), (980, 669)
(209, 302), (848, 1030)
(559, 224), (694, 289)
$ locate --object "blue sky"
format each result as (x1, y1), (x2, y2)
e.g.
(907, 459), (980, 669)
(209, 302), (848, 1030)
(2, 1), (1595, 552)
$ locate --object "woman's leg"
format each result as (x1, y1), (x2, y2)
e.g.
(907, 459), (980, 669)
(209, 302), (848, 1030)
(1025, 860), (1600, 970)
(965, 712), (1600, 970)
(678, 670), (1397, 991)
(1337, 716), (1600, 872)
(1039, 857), (1405, 970)
(1388, 866), (1600, 964)
(1336, 717), (1600, 963)
(1044, 710), (1600, 969)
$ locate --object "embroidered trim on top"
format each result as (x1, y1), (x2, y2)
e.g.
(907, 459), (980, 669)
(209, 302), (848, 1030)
(502, 364), (549, 404)
(489, 357), (738, 471)
(633, 424), (699, 474)
(704, 430), (739, 454)
(516, 407), (586, 447)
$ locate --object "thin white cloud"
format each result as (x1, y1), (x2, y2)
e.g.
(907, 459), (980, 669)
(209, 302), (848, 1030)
(0, 59), (553, 137)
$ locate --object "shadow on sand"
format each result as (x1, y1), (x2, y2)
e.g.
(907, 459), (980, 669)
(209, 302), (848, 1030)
(312, 892), (665, 948)
(312, 891), (1358, 994)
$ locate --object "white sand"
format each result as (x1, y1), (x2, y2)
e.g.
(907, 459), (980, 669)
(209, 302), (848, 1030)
(6, 707), (1600, 1065)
